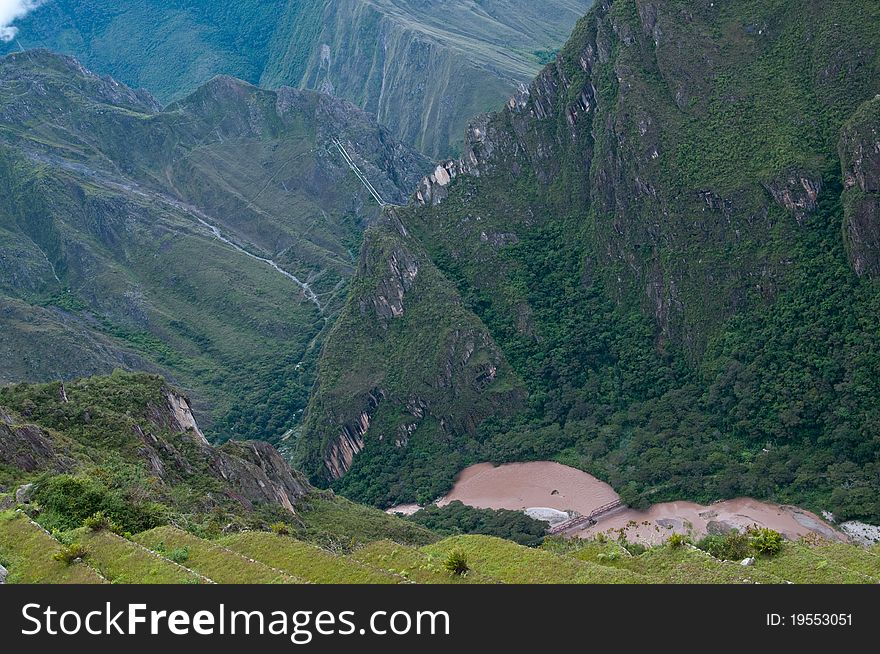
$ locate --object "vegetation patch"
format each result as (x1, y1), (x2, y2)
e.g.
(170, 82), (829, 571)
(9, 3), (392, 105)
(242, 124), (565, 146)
(135, 527), (300, 584)
(218, 532), (399, 584)
(0, 511), (104, 584)
(78, 529), (205, 584)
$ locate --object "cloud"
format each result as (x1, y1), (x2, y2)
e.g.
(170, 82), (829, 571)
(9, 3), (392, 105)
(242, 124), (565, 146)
(0, 0), (45, 43)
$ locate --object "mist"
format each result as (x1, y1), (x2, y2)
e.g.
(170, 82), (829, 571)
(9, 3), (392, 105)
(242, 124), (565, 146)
(0, 0), (44, 42)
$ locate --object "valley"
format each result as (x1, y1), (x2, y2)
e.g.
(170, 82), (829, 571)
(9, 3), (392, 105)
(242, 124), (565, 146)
(0, 0), (878, 588)
(301, 0), (880, 529)
(0, 50), (430, 444)
(2, 0), (593, 157)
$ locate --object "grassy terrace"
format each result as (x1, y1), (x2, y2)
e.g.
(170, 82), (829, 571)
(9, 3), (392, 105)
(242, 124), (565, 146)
(135, 527), (303, 584)
(595, 546), (783, 584)
(422, 535), (646, 584)
(218, 532), (400, 584)
(751, 543), (879, 584)
(352, 540), (496, 584)
(298, 497), (437, 547)
(807, 543), (880, 580)
(0, 511), (104, 584)
(77, 529), (207, 584)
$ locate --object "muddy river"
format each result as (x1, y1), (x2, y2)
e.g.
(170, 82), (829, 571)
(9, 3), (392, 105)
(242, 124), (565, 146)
(389, 461), (846, 545)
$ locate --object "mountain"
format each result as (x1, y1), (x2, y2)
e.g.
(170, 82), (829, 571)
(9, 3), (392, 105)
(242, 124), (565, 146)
(2, 372), (878, 585)
(0, 371), (436, 545)
(0, 49), (430, 443)
(2, 0), (593, 157)
(297, 0), (880, 523)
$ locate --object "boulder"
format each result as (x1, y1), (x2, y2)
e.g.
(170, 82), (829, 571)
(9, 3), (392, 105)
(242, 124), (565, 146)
(15, 483), (34, 504)
(707, 520), (736, 535)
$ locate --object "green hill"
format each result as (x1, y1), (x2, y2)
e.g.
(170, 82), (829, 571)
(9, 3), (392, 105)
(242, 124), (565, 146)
(5, 506), (877, 585)
(299, 0), (880, 526)
(0, 50), (430, 444)
(3, 0), (592, 157)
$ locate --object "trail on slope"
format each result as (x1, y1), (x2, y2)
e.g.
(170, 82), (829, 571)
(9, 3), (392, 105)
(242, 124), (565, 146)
(332, 138), (387, 207)
(25, 151), (324, 313)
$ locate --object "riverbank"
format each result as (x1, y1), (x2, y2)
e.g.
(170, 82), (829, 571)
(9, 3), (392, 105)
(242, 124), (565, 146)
(389, 461), (853, 546)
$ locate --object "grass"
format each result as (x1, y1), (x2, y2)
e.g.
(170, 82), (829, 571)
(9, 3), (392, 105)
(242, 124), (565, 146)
(0, 511), (104, 584)
(298, 496), (437, 548)
(806, 543), (880, 580)
(422, 535), (645, 584)
(751, 542), (879, 584)
(351, 540), (495, 584)
(218, 531), (400, 584)
(77, 529), (207, 584)
(134, 526), (303, 584)
(606, 545), (783, 584)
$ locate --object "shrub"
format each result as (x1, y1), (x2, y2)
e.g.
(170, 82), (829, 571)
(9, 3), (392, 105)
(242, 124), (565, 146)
(53, 543), (87, 565)
(667, 533), (689, 548)
(33, 474), (167, 533)
(408, 501), (547, 547)
(621, 540), (647, 556)
(165, 547), (190, 564)
(270, 522), (290, 536)
(443, 550), (470, 576)
(696, 531), (751, 561)
(83, 511), (121, 533)
(748, 527), (784, 556)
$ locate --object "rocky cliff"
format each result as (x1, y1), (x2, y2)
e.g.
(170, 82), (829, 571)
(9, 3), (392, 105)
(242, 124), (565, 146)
(0, 373), (312, 519)
(840, 96), (880, 277)
(295, 209), (527, 505)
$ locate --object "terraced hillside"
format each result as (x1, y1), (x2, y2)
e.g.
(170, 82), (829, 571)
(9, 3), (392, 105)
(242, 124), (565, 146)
(2, 0), (592, 157)
(3, 510), (878, 584)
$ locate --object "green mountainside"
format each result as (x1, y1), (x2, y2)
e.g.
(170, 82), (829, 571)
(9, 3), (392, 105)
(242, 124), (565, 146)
(0, 372), (434, 545)
(299, 0), (880, 522)
(0, 371), (875, 586)
(0, 49), (430, 443)
(3, 0), (592, 157)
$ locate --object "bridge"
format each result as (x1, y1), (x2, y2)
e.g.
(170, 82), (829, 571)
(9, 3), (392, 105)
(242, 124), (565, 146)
(547, 500), (624, 536)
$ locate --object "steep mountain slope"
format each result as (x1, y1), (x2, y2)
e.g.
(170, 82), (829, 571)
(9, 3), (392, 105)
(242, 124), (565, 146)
(0, 371), (435, 546)
(0, 50), (430, 442)
(300, 0), (880, 521)
(0, 372), (311, 532)
(2, 0), (592, 157)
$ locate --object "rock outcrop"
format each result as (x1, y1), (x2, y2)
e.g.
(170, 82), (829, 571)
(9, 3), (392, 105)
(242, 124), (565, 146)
(840, 96), (880, 277)
(0, 375), (314, 516)
(296, 209), (528, 487)
(0, 422), (74, 474)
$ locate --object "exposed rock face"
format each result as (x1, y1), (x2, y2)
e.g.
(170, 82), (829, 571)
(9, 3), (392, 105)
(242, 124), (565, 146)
(215, 441), (312, 513)
(15, 483), (34, 505)
(149, 395), (312, 513)
(296, 208), (528, 486)
(0, 377), (314, 516)
(764, 171), (823, 225)
(359, 242), (420, 323)
(840, 96), (880, 277)
(0, 422), (74, 474)
(164, 392), (208, 445)
(324, 427), (367, 481)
